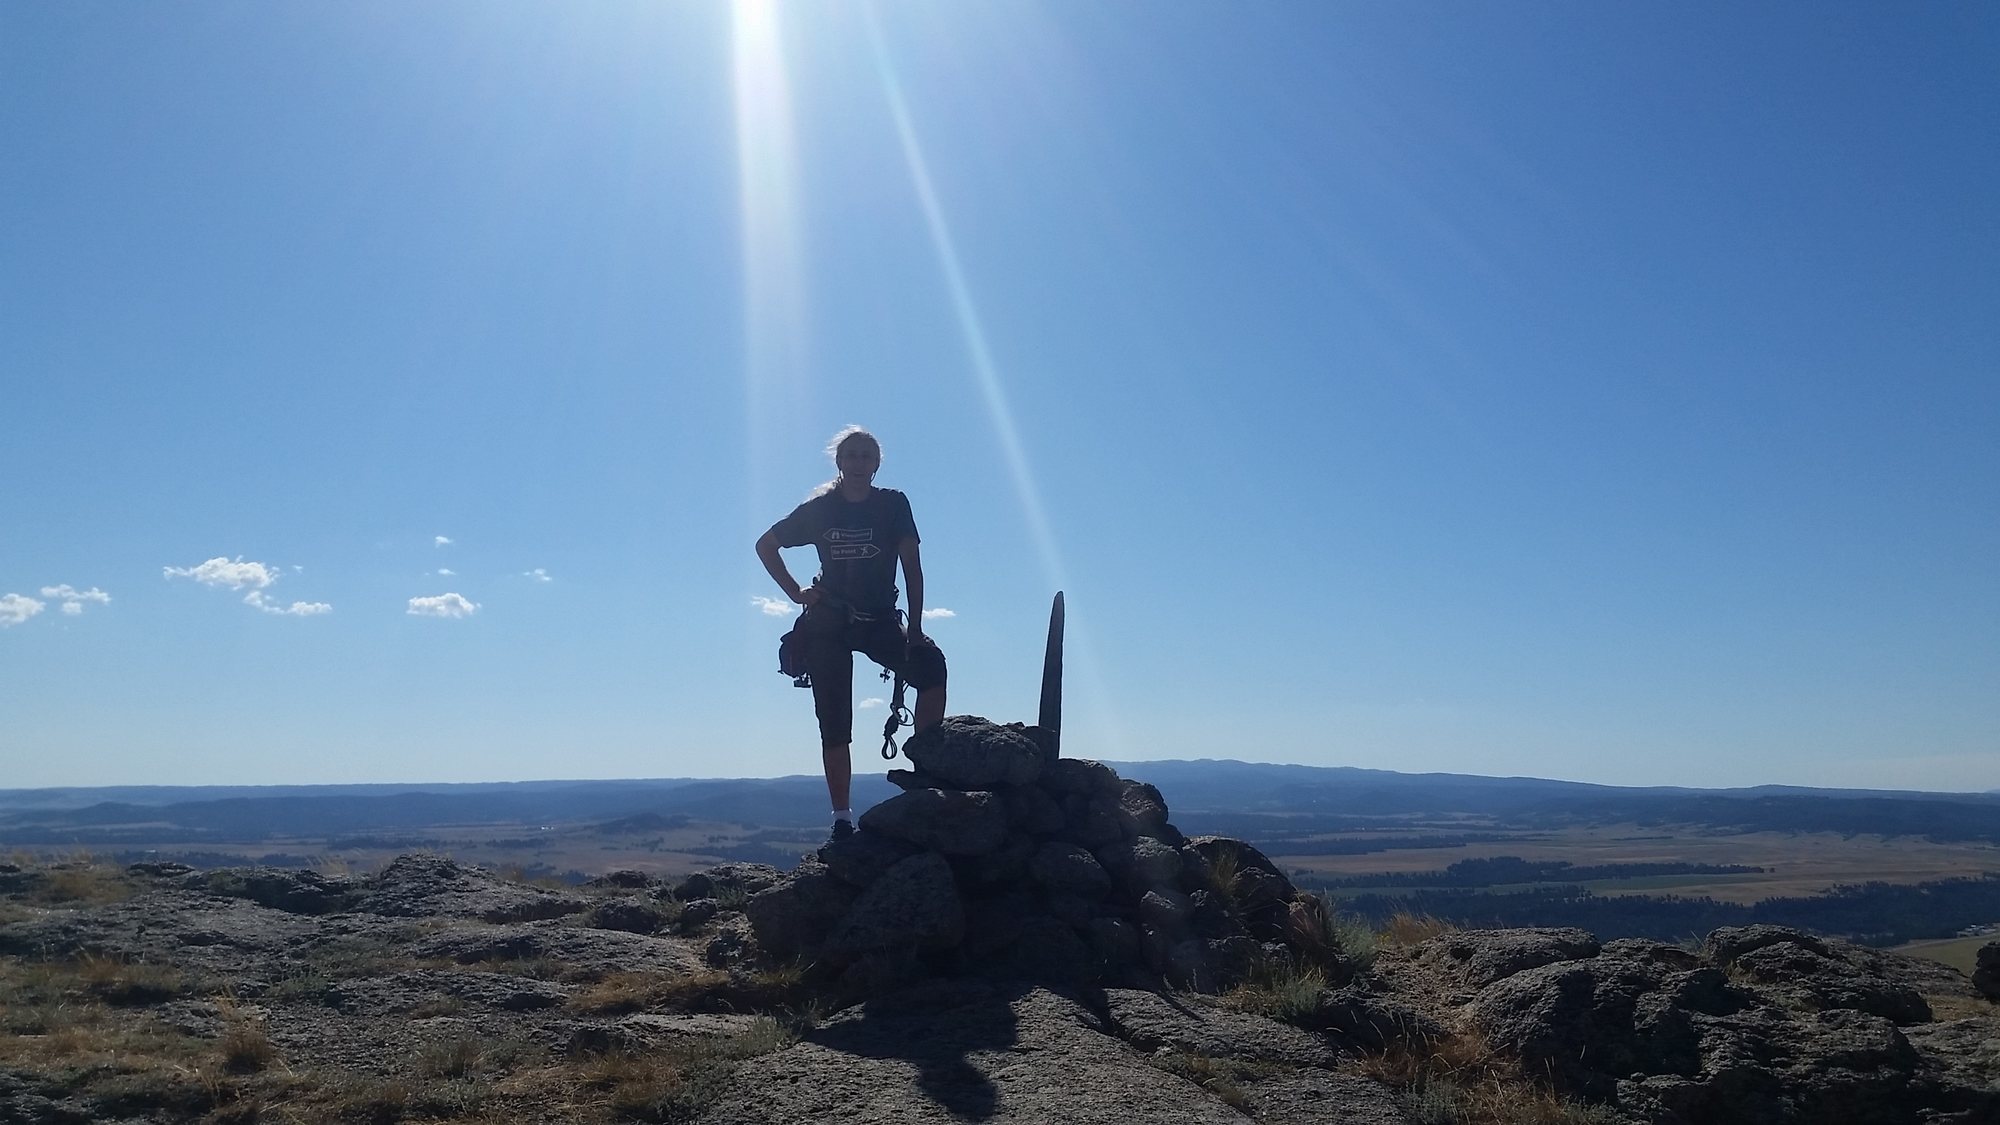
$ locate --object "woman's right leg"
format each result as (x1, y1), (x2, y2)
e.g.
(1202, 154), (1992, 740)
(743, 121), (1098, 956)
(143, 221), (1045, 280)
(805, 639), (855, 813)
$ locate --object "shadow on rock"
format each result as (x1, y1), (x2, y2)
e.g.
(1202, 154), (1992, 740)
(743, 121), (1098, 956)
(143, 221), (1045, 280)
(804, 978), (1034, 1121)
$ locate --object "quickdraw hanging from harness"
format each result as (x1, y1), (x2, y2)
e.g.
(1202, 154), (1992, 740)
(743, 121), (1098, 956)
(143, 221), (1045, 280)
(880, 667), (911, 760)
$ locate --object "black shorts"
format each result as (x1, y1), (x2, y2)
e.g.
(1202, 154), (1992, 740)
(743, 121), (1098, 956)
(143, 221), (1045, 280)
(798, 609), (947, 746)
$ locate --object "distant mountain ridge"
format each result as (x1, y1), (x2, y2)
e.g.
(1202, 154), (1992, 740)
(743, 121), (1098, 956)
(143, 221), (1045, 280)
(3, 760), (1997, 846)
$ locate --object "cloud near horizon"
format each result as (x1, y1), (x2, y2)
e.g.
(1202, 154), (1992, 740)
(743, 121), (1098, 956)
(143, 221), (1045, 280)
(750, 596), (797, 617)
(435, 536), (453, 547)
(859, 697), (885, 709)
(524, 568), (552, 583)
(408, 592), (479, 618)
(0, 593), (46, 627)
(922, 607), (956, 619)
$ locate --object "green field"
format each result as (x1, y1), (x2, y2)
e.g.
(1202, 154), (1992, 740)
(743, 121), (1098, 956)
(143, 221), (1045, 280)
(1895, 934), (1996, 976)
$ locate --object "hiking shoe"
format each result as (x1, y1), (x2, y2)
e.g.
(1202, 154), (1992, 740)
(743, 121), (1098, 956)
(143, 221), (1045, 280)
(830, 819), (856, 842)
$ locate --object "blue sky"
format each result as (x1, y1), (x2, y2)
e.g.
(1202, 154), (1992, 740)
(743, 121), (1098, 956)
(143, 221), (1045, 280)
(3, 2), (1995, 792)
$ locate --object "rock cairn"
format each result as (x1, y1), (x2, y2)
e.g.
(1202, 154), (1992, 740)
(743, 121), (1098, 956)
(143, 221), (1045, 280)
(737, 716), (1322, 995)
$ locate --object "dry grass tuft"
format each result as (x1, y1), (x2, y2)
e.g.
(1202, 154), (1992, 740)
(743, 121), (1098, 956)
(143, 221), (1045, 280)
(1148, 1049), (1290, 1111)
(416, 1034), (485, 1079)
(567, 1017), (797, 1121)
(32, 860), (136, 905)
(1382, 910), (1459, 948)
(1219, 959), (1328, 1025)
(1286, 893), (1376, 972)
(410, 992), (467, 1018)
(1356, 1027), (1620, 1125)
(1204, 845), (1244, 900)
(77, 952), (187, 1006)
(570, 964), (809, 1017)
(1925, 992), (2000, 1021)
(215, 996), (280, 1073)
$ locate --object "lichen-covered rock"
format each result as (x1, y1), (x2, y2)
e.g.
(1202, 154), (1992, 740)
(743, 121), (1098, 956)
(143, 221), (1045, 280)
(586, 897), (667, 934)
(1103, 987), (1339, 1067)
(1029, 841), (1111, 898)
(900, 715), (1045, 789)
(672, 862), (783, 902)
(1467, 953), (1672, 1095)
(817, 830), (919, 889)
(743, 856), (860, 959)
(823, 852), (964, 957)
(1094, 835), (1183, 896)
(1112, 779), (1171, 838)
(1730, 939), (1931, 1024)
(346, 854), (590, 922)
(1042, 756), (1123, 796)
(860, 788), (1009, 855)
(1003, 784), (1070, 836)
(1411, 926), (1603, 990)
(198, 867), (359, 915)
(1704, 924), (1830, 967)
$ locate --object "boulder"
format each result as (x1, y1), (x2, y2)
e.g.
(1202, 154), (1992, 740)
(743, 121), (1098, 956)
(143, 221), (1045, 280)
(900, 715), (1045, 789)
(817, 830), (919, 889)
(1042, 757), (1123, 796)
(1412, 927), (1603, 990)
(1731, 939), (1931, 1024)
(743, 856), (860, 959)
(586, 898), (666, 934)
(1112, 779), (1171, 838)
(1094, 836), (1184, 896)
(823, 852), (964, 957)
(672, 863), (783, 902)
(1975, 940), (2000, 1001)
(1467, 954), (1668, 1096)
(199, 868), (358, 916)
(1029, 842), (1112, 899)
(859, 789), (1009, 856)
(1003, 784), (1070, 836)
(1704, 924), (1830, 967)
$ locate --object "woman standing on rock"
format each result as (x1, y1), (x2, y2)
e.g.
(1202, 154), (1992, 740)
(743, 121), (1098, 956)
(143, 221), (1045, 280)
(756, 426), (948, 841)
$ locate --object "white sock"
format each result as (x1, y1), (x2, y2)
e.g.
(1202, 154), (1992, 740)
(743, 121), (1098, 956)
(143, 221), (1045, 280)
(833, 808), (852, 824)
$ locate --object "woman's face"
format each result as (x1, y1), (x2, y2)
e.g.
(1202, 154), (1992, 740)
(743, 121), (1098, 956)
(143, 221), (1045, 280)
(836, 440), (880, 483)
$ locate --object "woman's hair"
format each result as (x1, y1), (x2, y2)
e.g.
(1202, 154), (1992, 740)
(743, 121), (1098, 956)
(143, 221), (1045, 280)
(812, 425), (882, 497)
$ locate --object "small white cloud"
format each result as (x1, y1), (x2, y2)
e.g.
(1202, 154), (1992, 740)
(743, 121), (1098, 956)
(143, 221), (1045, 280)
(922, 607), (956, 620)
(435, 536), (454, 548)
(524, 568), (552, 583)
(164, 557), (276, 590)
(858, 697), (886, 710)
(1, 593), (45, 628)
(750, 596), (797, 617)
(167, 557), (325, 616)
(408, 592), (479, 618)
(436, 568), (457, 577)
(40, 585), (111, 616)
(244, 591), (332, 617)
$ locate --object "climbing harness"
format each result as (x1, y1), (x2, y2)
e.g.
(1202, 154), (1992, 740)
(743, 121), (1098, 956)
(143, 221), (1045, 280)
(778, 590), (916, 760)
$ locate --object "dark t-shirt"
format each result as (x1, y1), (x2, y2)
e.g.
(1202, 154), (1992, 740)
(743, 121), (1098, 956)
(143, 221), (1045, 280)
(769, 487), (919, 614)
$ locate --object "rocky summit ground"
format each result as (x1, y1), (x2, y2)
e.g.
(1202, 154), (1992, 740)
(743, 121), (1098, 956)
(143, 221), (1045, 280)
(3, 739), (1998, 1124)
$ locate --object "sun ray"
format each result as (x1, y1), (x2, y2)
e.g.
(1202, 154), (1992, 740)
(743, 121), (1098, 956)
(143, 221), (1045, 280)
(733, 0), (808, 518)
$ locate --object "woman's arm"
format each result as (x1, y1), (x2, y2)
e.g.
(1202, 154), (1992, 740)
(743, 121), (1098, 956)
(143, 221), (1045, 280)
(756, 530), (818, 606)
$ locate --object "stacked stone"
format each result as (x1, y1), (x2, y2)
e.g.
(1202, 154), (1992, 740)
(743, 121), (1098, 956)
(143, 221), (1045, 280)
(741, 716), (1309, 994)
